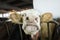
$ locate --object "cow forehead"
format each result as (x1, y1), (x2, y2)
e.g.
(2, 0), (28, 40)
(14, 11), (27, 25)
(25, 14), (39, 18)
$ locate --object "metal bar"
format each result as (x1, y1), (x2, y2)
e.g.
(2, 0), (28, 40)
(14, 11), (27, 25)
(19, 24), (23, 40)
(5, 22), (10, 37)
(1, 15), (10, 37)
(47, 21), (59, 40)
(47, 22), (51, 40)
(40, 23), (43, 40)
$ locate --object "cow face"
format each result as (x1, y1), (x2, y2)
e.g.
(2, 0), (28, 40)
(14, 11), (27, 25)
(22, 13), (40, 36)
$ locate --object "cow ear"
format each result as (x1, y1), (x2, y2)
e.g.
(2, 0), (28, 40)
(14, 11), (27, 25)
(41, 12), (53, 22)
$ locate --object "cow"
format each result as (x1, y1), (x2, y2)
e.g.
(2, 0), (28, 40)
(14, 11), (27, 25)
(22, 13), (41, 40)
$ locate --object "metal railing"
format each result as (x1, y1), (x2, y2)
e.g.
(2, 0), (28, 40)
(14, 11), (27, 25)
(40, 20), (59, 40)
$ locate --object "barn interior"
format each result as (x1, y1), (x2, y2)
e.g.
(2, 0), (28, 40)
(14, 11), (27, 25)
(0, 0), (60, 40)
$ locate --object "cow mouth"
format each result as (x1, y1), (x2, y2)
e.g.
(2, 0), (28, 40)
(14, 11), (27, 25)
(24, 24), (39, 30)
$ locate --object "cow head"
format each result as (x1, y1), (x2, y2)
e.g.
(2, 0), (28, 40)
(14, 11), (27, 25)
(22, 13), (41, 38)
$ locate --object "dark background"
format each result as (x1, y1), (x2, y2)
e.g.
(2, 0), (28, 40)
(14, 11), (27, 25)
(0, 0), (33, 11)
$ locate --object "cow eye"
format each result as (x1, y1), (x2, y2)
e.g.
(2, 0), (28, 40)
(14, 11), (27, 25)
(26, 17), (29, 20)
(35, 18), (37, 20)
(35, 18), (38, 22)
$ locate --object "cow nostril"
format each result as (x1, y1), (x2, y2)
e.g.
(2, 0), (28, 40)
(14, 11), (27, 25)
(26, 17), (29, 20)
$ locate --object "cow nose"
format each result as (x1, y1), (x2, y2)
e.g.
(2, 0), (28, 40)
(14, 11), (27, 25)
(26, 17), (29, 20)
